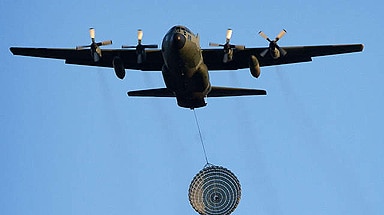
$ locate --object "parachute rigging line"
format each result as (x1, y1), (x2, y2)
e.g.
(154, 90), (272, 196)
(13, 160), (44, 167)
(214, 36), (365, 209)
(193, 109), (209, 165)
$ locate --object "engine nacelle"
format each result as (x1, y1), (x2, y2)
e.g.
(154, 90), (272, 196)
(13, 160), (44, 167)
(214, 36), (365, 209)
(271, 47), (280, 59)
(249, 55), (261, 78)
(91, 46), (102, 62)
(136, 47), (147, 64)
(113, 56), (125, 79)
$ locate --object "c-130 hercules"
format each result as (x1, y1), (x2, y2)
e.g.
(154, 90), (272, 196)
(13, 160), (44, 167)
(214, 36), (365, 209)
(10, 25), (363, 109)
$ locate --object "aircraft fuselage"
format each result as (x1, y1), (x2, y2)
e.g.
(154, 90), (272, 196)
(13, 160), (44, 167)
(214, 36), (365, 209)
(161, 26), (210, 108)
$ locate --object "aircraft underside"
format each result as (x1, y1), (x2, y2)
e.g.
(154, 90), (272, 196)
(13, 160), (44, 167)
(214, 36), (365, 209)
(9, 25), (363, 109)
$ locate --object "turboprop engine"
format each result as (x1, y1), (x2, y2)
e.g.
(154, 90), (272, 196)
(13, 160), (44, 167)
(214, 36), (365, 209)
(209, 29), (245, 63)
(249, 55), (261, 78)
(76, 28), (112, 62)
(258, 29), (287, 59)
(122, 29), (158, 64)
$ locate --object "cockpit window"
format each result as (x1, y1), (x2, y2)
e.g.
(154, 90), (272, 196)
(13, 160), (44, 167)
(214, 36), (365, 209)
(184, 27), (192, 34)
(169, 26), (194, 36)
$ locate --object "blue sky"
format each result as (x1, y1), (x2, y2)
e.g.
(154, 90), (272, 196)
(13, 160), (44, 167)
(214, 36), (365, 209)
(1, 0), (383, 215)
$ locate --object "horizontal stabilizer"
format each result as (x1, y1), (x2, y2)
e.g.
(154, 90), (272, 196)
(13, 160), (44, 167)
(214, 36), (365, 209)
(128, 88), (175, 97)
(127, 86), (266, 98)
(208, 86), (266, 97)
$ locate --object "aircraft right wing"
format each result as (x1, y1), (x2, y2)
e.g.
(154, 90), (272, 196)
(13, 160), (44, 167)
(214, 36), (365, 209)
(202, 44), (364, 70)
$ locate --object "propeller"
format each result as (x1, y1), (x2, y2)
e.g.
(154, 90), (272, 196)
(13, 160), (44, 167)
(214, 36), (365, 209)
(209, 29), (245, 63)
(258, 29), (287, 59)
(76, 28), (112, 50)
(76, 28), (112, 62)
(122, 29), (158, 64)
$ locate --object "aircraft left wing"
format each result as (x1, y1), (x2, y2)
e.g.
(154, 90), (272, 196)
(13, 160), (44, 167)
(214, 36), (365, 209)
(9, 47), (164, 71)
(203, 44), (364, 70)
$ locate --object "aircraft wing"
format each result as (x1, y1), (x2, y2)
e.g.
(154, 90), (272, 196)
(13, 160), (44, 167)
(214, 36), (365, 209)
(9, 47), (164, 71)
(10, 44), (363, 72)
(202, 44), (364, 70)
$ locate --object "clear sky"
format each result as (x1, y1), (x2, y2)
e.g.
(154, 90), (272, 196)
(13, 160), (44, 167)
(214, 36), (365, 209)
(1, 0), (383, 215)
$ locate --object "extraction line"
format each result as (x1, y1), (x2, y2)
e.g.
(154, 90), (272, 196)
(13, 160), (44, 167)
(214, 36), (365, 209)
(193, 109), (209, 165)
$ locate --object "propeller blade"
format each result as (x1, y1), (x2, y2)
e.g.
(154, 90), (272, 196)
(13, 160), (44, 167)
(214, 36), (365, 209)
(259, 29), (287, 58)
(210, 28), (243, 62)
(260, 48), (269, 57)
(76, 45), (91, 50)
(122, 45), (136, 48)
(223, 53), (229, 63)
(226, 29), (233, 42)
(277, 45), (287, 56)
(137, 54), (143, 64)
(234, 45), (245, 50)
(89, 28), (95, 39)
(209, 42), (221, 47)
(259, 31), (270, 41)
(100, 40), (112, 46)
(143, 44), (158, 49)
(276, 29), (287, 41)
(122, 29), (157, 49)
(137, 29), (143, 42)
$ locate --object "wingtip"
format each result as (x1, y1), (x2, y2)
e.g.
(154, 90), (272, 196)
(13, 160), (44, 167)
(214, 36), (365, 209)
(9, 47), (27, 55)
(9, 47), (16, 55)
(263, 90), (267, 96)
(360, 44), (364, 51)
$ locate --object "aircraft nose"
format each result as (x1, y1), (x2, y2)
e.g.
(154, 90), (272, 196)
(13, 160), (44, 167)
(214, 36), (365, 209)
(172, 33), (186, 49)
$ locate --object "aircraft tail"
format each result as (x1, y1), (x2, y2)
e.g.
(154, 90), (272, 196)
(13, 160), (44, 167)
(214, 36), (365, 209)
(128, 88), (175, 97)
(127, 86), (266, 97)
(208, 86), (266, 97)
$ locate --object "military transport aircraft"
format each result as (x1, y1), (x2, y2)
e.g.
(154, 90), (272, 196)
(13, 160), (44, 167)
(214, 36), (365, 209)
(10, 25), (363, 109)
